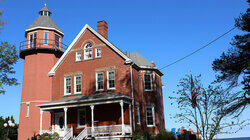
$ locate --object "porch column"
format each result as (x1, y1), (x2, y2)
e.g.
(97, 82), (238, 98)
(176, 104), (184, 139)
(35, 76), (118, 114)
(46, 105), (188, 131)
(129, 104), (132, 134)
(64, 107), (68, 130)
(120, 101), (125, 135)
(40, 109), (43, 134)
(90, 105), (95, 137)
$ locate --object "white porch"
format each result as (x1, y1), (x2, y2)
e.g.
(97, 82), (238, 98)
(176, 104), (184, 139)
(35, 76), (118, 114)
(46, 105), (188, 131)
(37, 93), (133, 140)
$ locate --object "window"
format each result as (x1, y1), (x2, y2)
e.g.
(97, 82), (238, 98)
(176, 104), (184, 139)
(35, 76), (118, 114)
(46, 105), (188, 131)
(77, 108), (86, 128)
(144, 74), (153, 91)
(76, 51), (82, 62)
(136, 103), (141, 125)
(96, 72), (104, 91)
(29, 32), (37, 48)
(107, 70), (115, 89)
(55, 34), (60, 48)
(64, 77), (71, 95)
(74, 75), (82, 94)
(84, 43), (93, 60)
(146, 104), (155, 127)
(26, 103), (30, 117)
(44, 32), (48, 45)
(95, 48), (101, 58)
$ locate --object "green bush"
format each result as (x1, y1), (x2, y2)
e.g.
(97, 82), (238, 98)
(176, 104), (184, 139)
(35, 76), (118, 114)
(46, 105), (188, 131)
(132, 129), (152, 140)
(155, 130), (175, 140)
(39, 132), (59, 140)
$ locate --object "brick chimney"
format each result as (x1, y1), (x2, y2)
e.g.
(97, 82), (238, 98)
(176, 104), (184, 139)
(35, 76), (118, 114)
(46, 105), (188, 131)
(97, 21), (108, 39)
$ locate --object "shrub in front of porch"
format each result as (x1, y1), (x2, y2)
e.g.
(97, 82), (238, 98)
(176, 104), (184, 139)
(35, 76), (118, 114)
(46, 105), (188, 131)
(39, 132), (59, 140)
(155, 130), (175, 140)
(132, 129), (152, 140)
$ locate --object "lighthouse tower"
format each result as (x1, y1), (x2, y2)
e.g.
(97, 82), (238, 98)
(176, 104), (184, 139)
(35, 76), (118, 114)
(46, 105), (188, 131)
(18, 5), (64, 140)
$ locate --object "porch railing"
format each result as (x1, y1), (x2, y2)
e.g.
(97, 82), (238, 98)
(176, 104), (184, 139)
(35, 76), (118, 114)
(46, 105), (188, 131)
(86, 125), (131, 136)
(74, 127), (87, 140)
(62, 127), (73, 140)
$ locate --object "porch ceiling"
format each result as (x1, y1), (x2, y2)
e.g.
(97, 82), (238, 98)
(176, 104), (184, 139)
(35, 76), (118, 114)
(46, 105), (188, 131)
(36, 93), (132, 110)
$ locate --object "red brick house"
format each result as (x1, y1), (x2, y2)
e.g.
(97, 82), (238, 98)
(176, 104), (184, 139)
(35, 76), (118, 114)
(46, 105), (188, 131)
(18, 5), (165, 140)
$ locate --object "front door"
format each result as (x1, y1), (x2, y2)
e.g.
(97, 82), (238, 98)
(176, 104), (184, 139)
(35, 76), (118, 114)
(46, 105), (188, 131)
(54, 112), (65, 136)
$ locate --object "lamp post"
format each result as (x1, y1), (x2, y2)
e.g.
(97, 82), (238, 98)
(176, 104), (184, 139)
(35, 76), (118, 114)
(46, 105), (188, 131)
(4, 120), (15, 140)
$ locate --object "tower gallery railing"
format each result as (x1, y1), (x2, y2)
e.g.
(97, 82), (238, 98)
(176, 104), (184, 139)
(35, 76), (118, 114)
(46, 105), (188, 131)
(19, 39), (68, 52)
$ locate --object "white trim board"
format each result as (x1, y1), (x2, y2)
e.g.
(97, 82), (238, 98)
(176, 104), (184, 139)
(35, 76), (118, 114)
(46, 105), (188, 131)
(48, 24), (132, 76)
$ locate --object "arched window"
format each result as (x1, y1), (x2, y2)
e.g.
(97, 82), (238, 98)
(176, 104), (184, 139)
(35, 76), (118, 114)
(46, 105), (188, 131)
(84, 43), (93, 60)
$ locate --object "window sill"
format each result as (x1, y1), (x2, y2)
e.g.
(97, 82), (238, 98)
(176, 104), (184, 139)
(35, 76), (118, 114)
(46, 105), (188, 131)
(63, 94), (72, 97)
(96, 89), (104, 92)
(75, 60), (82, 63)
(107, 88), (116, 91)
(144, 90), (153, 92)
(147, 125), (155, 127)
(74, 92), (82, 95)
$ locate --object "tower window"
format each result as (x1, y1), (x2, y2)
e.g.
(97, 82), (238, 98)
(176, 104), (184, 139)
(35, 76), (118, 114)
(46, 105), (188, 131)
(84, 43), (93, 60)
(95, 48), (101, 58)
(74, 75), (82, 94)
(29, 32), (37, 48)
(64, 77), (71, 95)
(96, 72), (104, 91)
(44, 32), (48, 45)
(107, 70), (115, 89)
(26, 103), (30, 117)
(55, 34), (60, 48)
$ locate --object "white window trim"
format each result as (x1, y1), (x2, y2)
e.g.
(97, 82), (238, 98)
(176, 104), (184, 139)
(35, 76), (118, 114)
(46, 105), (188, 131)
(146, 104), (155, 127)
(26, 103), (30, 117)
(96, 72), (104, 91)
(64, 77), (72, 95)
(136, 104), (141, 125)
(107, 70), (115, 90)
(144, 73), (153, 91)
(84, 43), (93, 60)
(44, 31), (48, 45)
(95, 48), (101, 58)
(74, 75), (82, 94)
(77, 108), (86, 128)
(75, 51), (82, 62)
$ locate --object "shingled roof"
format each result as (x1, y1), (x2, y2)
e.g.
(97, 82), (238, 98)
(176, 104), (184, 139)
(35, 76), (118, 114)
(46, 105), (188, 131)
(25, 5), (63, 36)
(126, 52), (154, 67)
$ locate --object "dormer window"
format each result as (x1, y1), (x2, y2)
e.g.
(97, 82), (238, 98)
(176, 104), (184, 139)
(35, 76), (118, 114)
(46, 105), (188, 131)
(84, 43), (93, 60)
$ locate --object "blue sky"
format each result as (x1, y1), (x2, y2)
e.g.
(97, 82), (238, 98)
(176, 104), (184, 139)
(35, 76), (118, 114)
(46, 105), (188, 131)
(0, 0), (249, 138)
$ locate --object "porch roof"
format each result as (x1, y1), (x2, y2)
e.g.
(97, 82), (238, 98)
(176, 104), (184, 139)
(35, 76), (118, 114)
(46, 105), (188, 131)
(37, 93), (132, 109)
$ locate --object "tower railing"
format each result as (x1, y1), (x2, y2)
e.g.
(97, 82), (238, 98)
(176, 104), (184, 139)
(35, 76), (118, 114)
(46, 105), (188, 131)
(19, 38), (68, 53)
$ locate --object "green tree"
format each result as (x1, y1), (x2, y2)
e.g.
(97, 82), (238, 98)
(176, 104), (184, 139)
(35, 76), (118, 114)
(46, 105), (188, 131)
(212, 1), (249, 116)
(0, 116), (18, 140)
(170, 74), (248, 140)
(0, 6), (19, 94)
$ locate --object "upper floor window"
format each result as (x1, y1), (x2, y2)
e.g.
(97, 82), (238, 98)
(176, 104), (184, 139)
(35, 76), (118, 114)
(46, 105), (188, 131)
(64, 77), (71, 95)
(95, 48), (101, 58)
(76, 51), (82, 62)
(107, 70), (115, 89)
(44, 32), (48, 45)
(55, 34), (60, 48)
(96, 72), (104, 91)
(144, 74), (153, 91)
(74, 75), (82, 94)
(29, 32), (37, 48)
(146, 104), (155, 127)
(84, 43), (93, 60)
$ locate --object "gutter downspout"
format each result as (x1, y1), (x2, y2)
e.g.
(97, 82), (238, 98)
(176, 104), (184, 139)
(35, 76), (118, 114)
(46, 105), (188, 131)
(130, 62), (135, 132)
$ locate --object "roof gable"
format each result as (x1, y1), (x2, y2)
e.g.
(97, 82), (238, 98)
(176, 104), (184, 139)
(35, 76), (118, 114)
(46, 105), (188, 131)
(48, 24), (132, 76)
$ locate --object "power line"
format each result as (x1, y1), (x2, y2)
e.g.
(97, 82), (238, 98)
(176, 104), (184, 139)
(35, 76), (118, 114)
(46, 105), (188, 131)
(159, 27), (236, 70)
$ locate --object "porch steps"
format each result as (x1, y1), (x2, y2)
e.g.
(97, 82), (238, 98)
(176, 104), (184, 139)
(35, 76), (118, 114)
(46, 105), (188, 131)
(73, 128), (87, 140)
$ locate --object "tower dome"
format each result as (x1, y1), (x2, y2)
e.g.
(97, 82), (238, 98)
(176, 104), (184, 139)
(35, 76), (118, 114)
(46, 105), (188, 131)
(25, 4), (63, 37)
